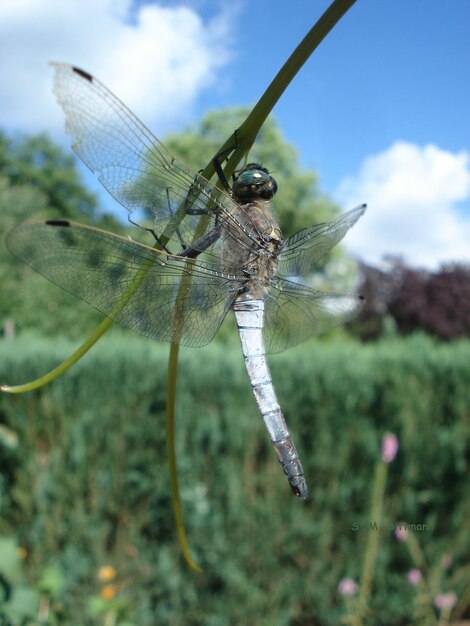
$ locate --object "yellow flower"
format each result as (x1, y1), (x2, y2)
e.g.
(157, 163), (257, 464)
(98, 565), (117, 582)
(100, 584), (116, 601)
(17, 547), (27, 559)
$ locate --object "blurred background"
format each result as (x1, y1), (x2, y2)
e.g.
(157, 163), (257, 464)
(1, 1), (469, 624)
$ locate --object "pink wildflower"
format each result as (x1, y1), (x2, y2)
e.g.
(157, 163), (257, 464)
(395, 524), (409, 541)
(434, 592), (457, 610)
(382, 433), (399, 463)
(407, 569), (422, 585)
(338, 578), (358, 596)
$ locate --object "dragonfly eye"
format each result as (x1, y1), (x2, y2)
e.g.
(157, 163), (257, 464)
(232, 163), (277, 201)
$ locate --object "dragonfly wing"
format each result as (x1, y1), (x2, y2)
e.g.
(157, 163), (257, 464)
(277, 204), (366, 278)
(7, 219), (243, 348)
(263, 277), (364, 354)
(51, 63), (244, 255)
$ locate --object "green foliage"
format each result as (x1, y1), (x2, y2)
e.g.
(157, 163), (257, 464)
(0, 131), (98, 221)
(0, 334), (469, 625)
(0, 534), (136, 626)
(0, 132), (125, 338)
(0, 177), (106, 338)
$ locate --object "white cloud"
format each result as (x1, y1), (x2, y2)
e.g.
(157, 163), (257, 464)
(0, 0), (236, 135)
(336, 142), (470, 269)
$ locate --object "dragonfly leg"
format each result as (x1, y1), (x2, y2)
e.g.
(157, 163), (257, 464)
(178, 223), (221, 259)
(127, 215), (173, 254)
(184, 171), (219, 216)
(213, 153), (231, 193)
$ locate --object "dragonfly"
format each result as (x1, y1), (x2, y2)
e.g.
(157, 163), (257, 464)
(6, 63), (366, 500)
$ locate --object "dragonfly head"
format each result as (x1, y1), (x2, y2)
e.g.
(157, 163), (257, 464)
(232, 163), (278, 202)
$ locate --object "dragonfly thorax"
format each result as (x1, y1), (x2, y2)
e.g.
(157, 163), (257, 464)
(243, 243), (282, 296)
(232, 163), (278, 202)
(229, 196), (283, 298)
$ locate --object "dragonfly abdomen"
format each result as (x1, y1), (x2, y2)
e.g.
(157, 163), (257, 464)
(232, 296), (308, 499)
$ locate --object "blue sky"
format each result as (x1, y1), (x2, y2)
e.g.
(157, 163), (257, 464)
(1, 0), (469, 268)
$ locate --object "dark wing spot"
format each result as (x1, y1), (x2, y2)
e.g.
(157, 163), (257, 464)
(86, 246), (105, 268)
(57, 227), (77, 247)
(189, 285), (213, 310)
(72, 66), (93, 82)
(45, 220), (76, 247)
(46, 219), (70, 227)
(107, 264), (126, 286)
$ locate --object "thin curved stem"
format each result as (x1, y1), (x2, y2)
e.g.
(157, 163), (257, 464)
(239, 0), (358, 144)
(0, 316), (113, 393)
(202, 0), (359, 181)
(166, 342), (203, 572)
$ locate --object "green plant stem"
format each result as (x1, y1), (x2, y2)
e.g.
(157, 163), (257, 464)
(237, 0), (358, 152)
(406, 531), (428, 572)
(166, 342), (203, 573)
(351, 462), (388, 626)
(403, 530), (437, 623)
(437, 606), (452, 626)
(190, 0), (359, 191)
(0, 316), (113, 393)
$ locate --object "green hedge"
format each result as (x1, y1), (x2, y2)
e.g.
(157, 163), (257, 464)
(0, 333), (469, 625)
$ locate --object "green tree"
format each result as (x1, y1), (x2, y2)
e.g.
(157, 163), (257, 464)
(0, 176), (104, 338)
(0, 133), (120, 338)
(0, 131), (98, 221)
